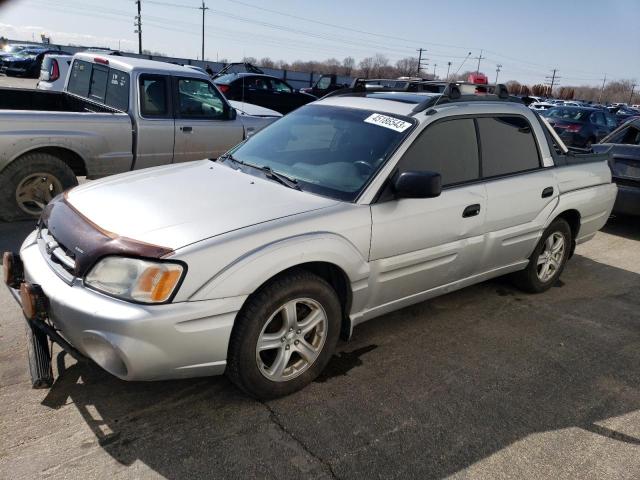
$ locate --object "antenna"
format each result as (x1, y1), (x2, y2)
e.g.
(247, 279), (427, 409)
(429, 52), (477, 110)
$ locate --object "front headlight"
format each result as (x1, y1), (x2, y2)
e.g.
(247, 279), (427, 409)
(85, 257), (185, 304)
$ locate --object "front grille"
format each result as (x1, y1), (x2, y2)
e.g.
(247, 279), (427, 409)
(38, 227), (77, 279)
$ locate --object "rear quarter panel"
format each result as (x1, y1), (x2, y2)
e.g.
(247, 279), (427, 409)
(553, 161), (617, 242)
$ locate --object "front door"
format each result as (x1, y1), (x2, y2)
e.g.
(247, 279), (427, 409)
(135, 74), (175, 170)
(368, 118), (487, 309)
(172, 77), (244, 162)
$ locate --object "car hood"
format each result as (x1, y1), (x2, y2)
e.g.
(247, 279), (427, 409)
(66, 160), (338, 250)
(228, 100), (282, 118)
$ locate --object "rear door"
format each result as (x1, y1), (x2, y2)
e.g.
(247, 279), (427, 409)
(369, 118), (487, 309)
(478, 115), (558, 271)
(172, 76), (244, 162)
(590, 111), (610, 141)
(134, 74), (175, 170)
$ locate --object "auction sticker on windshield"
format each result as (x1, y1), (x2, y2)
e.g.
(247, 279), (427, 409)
(364, 113), (412, 132)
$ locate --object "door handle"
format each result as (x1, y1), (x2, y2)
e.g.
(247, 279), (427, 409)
(180, 126), (193, 133)
(462, 204), (481, 218)
(541, 186), (554, 198)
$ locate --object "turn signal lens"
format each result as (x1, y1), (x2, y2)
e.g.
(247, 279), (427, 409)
(85, 257), (184, 304)
(19, 283), (39, 320)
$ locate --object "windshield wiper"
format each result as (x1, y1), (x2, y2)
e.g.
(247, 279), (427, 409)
(257, 165), (301, 190)
(218, 154), (300, 190)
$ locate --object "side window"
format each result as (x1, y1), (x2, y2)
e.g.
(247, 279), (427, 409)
(398, 118), (479, 186)
(177, 78), (225, 119)
(88, 65), (108, 102)
(271, 79), (292, 93)
(477, 116), (540, 177)
(610, 126), (640, 145)
(590, 112), (606, 127)
(139, 76), (168, 117)
(67, 60), (92, 97)
(605, 114), (618, 129)
(316, 76), (331, 90)
(245, 77), (270, 90)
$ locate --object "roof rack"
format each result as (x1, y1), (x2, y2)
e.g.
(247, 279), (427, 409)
(323, 79), (520, 112)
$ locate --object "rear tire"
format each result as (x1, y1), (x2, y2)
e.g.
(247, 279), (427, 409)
(25, 322), (53, 389)
(0, 152), (78, 222)
(512, 218), (572, 293)
(226, 269), (341, 399)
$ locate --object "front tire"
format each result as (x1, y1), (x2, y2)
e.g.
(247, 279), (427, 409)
(513, 218), (572, 293)
(226, 270), (341, 399)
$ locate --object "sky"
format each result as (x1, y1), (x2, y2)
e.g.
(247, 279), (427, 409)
(1, 0), (638, 87)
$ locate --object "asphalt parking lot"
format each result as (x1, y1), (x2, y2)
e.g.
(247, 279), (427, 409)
(0, 75), (37, 89)
(1, 216), (639, 479)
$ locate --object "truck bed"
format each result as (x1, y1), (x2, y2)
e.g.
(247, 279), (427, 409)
(0, 88), (117, 113)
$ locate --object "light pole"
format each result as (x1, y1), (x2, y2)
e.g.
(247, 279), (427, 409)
(495, 64), (502, 84)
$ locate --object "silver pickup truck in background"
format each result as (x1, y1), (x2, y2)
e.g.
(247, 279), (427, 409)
(0, 53), (282, 221)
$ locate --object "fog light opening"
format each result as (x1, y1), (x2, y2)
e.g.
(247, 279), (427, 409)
(82, 336), (128, 378)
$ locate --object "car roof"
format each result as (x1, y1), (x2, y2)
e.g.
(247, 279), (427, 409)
(315, 91), (532, 119)
(215, 72), (282, 83)
(72, 52), (208, 78)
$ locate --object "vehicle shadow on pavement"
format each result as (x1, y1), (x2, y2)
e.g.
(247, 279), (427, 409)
(36, 253), (640, 479)
(603, 215), (640, 241)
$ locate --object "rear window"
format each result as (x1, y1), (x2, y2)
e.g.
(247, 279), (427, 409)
(67, 59), (130, 111)
(477, 116), (541, 177)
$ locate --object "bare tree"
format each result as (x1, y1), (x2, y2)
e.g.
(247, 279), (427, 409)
(242, 56), (257, 64)
(342, 56), (355, 76)
(359, 57), (374, 78)
(395, 57), (419, 77)
(259, 57), (275, 68)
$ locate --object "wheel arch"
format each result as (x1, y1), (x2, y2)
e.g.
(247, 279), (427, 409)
(13, 146), (87, 176)
(552, 208), (581, 256)
(188, 233), (370, 340)
(248, 261), (353, 341)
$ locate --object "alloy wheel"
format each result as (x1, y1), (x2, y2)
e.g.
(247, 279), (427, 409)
(256, 298), (328, 382)
(536, 232), (565, 282)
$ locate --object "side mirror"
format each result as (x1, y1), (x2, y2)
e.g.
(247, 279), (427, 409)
(226, 106), (237, 120)
(393, 171), (442, 199)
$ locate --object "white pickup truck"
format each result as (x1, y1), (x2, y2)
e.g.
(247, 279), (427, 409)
(0, 53), (281, 221)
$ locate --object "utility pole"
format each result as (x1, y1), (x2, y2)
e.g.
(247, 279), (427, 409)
(134, 0), (142, 54)
(416, 48), (428, 77)
(474, 49), (484, 74)
(598, 74), (607, 104)
(495, 64), (502, 84)
(445, 61), (452, 81)
(628, 83), (636, 104)
(432, 63), (437, 78)
(199, 1), (209, 61)
(545, 69), (560, 97)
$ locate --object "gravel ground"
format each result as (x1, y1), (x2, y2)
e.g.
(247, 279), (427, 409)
(0, 216), (639, 479)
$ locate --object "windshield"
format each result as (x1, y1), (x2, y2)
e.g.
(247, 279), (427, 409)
(543, 107), (590, 121)
(228, 104), (415, 201)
